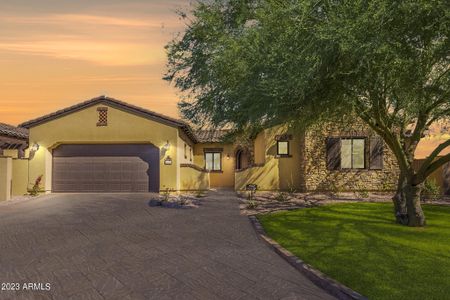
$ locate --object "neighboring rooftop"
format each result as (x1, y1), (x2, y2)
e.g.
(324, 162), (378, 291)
(195, 129), (231, 143)
(0, 123), (29, 140)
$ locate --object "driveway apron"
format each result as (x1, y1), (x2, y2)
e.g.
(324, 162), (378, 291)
(0, 190), (335, 299)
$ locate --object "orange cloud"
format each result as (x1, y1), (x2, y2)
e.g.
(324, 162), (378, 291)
(0, 14), (173, 28)
(0, 39), (164, 66)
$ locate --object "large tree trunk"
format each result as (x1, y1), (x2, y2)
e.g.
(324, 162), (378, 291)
(405, 183), (426, 227)
(392, 174), (408, 225)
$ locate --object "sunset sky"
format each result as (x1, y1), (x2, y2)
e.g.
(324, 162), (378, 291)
(0, 0), (447, 158)
(0, 0), (189, 125)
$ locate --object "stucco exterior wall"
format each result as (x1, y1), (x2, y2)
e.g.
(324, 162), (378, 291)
(235, 125), (304, 191)
(303, 121), (399, 192)
(235, 158), (279, 190)
(253, 131), (266, 165)
(0, 157), (12, 201)
(27, 104), (181, 192)
(12, 159), (28, 196)
(193, 143), (235, 188)
(180, 165), (210, 190)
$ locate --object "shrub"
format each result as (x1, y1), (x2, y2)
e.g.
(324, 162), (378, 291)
(274, 192), (289, 202)
(246, 200), (258, 209)
(29, 175), (43, 196)
(287, 174), (297, 196)
(161, 188), (172, 202)
(421, 179), (441, 201)
(247, 190), (255, 201)
(357, 190), (370, 199)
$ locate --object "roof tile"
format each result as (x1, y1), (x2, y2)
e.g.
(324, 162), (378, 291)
(0, 123), (28, 139)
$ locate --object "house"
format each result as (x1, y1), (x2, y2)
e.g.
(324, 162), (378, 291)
(0, 123), (28, 157)
(0, 123), (29, 201)
(3, 95), (442, 199)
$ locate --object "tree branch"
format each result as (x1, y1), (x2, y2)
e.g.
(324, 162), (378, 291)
(418, 152), (450, 183)
(416, 138), (450, 180)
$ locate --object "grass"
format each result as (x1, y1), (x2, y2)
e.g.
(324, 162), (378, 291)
(258, 203), (450, 300)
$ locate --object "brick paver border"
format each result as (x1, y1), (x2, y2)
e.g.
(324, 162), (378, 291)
(248, 215), (368, 300)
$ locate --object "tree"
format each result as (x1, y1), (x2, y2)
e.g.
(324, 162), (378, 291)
(165, 0), (450, 226)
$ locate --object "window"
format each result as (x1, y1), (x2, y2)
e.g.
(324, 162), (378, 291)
(184, 143), (187, 159)
(205, 152), (221, 171)
(97, 107), (108, 126)
(189, 147), (192, 162)
(277, 141), (289, 156)
(341, 138), (365, 169)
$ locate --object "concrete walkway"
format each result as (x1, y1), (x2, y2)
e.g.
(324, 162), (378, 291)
(0, 190), (334, 299)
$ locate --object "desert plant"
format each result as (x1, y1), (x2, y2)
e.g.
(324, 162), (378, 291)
(381, 181), (393, 192)
(274, 192), (289, 202)
(161, 188), (171, 202)
(357, 190), (370, 199)
(421, 179), (441, 202)
(329, 183), (344, 197)
(179, 197), (188, 206)
(246, 200), (258, 209)
(29, 175), (43, 196)
(247, 190), (255, 201)
(287, 174), (297, 196)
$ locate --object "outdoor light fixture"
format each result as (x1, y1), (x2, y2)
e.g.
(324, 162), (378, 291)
(30, 143), (40, 152)
(226, 153), (230, 160)
(164, 156), (173, 165)
(162, 140), (170, 151)
(28, 143), (40, 160)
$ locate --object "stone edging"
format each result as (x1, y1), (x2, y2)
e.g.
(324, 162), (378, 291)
(248, 215), (367, 300)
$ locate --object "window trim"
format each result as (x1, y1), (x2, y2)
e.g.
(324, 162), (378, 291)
(276, 140), (290, 157)
(340, 137), (366, 170)
(204, 151), (222, 172)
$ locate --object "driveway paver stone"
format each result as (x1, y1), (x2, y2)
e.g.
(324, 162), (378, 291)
(0, 190), (335, 299)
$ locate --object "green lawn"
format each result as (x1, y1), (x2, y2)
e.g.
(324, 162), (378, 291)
(258, 203), (450, 300)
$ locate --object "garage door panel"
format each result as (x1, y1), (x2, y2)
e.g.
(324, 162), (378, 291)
(53, 156), (150, 192)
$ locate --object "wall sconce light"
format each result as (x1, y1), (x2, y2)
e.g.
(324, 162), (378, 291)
(162, 140), (170, 151)
(164, 156), (173, 165)
(28, 143), (40, 160)
(30, 143), (40, 152)
(226, 153), (230, 160)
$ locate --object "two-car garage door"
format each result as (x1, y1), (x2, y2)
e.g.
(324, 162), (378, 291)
(52, 144), (160, 193)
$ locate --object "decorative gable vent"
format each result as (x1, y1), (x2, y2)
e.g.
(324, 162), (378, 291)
(97, 107), (108, 126)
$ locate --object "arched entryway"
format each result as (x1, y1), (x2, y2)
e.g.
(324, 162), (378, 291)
(235, 148), (250, 170)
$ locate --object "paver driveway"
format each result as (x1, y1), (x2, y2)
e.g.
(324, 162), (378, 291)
(0, 191), (334, 300)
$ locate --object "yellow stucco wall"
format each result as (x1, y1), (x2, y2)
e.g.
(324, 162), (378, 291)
(180, 166), (210, 190)
(27, 104), (183, 192)
(12, 159), (28, 196)
(253, 131), (266, 165)
(235, 158), (279, 190)
(193, 143), (235, 188)
(0, 157), (12, 201)
(236, 125), (304, 191)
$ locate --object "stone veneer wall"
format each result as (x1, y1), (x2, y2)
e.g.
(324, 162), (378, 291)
(302, 119), (400, 192)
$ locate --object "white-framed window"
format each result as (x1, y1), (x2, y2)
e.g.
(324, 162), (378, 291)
(277, 141), (289, 156)
(205, 152), (222, 171)
(341, 138), (365, 169)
